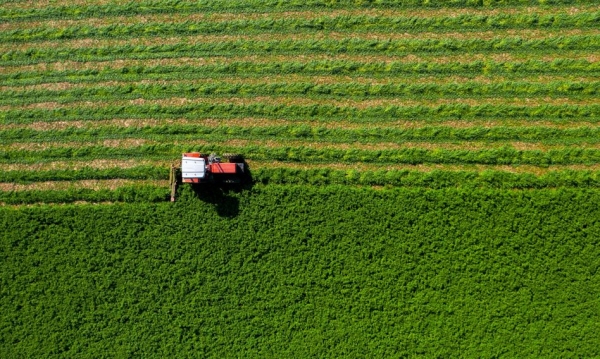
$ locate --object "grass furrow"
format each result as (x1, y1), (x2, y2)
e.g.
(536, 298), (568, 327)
(1, 59), (598, 87)
(2, 36), (598, 66)
(2, 166), (600, 190)
(7, 158), (600, 175)
(3, 102), (598, 126)
(1, 0), (592, 21)
(4, 12), (598, 44)
(3, 142), (600, 166)
(2, 6), (597, 31)
(3, 53), (598, 75)
(6, 29), (599, 54)
(0, 184), (169, 204)
(2, 124), (599, 145)
(0, 81), (596, 106)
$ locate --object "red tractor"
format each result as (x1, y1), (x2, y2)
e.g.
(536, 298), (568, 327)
(170, 153), (245, 201)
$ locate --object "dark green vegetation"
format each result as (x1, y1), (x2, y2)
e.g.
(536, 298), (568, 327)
(2, 186), (600, 357)
(2, 0), (600, 356)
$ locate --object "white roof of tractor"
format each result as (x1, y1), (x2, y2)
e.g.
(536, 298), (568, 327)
(182, 156), (206, 179)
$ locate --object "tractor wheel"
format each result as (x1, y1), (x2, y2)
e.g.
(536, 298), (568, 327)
(223, 153), (242, 163)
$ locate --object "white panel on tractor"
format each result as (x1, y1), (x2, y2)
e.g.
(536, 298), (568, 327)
(182, 157), (206, 179)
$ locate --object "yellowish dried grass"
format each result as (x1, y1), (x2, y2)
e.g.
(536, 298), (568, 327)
(2, 95), (595, 113)
(3, 117), (595, 133)
(0, 179), (168, 192)
(3, 135), (596, 153)
(4, 158), (171, 171)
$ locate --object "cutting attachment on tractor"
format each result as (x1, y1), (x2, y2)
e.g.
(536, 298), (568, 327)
(169, 162), (178, 202)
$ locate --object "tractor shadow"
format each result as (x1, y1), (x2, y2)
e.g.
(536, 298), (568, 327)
(188, 159), (253, 218)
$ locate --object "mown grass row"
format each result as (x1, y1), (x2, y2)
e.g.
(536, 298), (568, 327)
(4, 103), (599, 125)
(0, 185), (168, 204)
(5, 12), (598, 43)
(3, 169), (600, 205)
(3, 166), (600, 189)
(3, 125), (600, 145)
(3, 59), (598, 87)
(3, 144), (600, 166)
(3, 36), (597, 65)
(2, 81), (597, 106)
(1, 0), (591, 22)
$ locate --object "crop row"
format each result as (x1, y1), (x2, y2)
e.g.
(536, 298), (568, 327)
(2, 81), (597, 106)
(3, 59), (598, 87)
(5, 12), (598, 43)
(3, 125), (600, 145)
(3, 165), (600, 189)
(0, 166), (166, 183)
(3, 36), (598, 65)
(1, 0), (590, 22)
(3, 144), (600, 166)
(0, 185), (169, 205)
(3, 104), (599, 125)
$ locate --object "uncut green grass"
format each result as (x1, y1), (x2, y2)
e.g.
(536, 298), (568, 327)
(1, 185), (599, 357)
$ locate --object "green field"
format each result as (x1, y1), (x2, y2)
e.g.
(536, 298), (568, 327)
(1, 0), (600, 356)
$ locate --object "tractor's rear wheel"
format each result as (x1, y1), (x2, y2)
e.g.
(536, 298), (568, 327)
(223, 153), (242, 163)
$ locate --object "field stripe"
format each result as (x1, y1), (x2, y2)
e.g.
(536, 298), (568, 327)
(2, 36), (598, 66)
(3, 29), (598, 54)
(2, 60), (598, 87)
(1, 81), (597, 107)
(4, 12), (598, 44)
(2, 167), (600, 190)
(3, 141), (600, 167)
(4, 118), (596, 132)
(2, 124), (599, 146)
(0, 179), (168, 191)
(2, 53), (598, 75)
(7, 159), (600, 175)
(1, 0), (592, 20)
(2, 6), (597, 31)
(3, 101), (598, 126)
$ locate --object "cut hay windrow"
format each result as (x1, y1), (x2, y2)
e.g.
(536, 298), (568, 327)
(3, 141), (600, 167)
(2, 6), (596, 32)
(2, 35), (598, 66)
(0, 0), (592, 21)
(2, 124), (599, 146)
(2, 166), (600, 190)
(3, 102), (599, 126)
(1, 59), (598, 87)
(3, 52), (598, 75)
(0, 80), (597, 107)
(4, 12), (598, 43)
